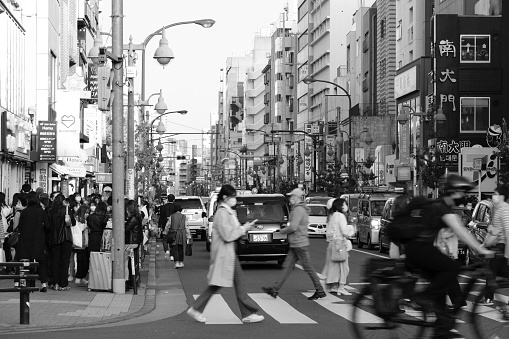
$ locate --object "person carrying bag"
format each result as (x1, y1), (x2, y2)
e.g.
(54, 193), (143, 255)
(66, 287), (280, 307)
(164, 205), (191, 268)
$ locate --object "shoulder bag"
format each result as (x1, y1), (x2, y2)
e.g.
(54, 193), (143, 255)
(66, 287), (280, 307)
(57, 219), (73, 244)
(331, 238), (348, 262)
(7, 229), (19, 247)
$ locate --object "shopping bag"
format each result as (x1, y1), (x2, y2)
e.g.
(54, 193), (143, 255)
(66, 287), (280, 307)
(101, 228), (113, 252)
(71, 222), (84, 248)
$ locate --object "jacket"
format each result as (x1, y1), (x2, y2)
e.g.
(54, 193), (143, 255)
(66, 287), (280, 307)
(158, 202), (176, 229)
(16, 204), (50, 261)
(125, 214), (143, 244)
(207, 203), (248, 287)
(280, 202), (310, 248)
(87, 213), (107, 233)
(48, 206), (75, 246)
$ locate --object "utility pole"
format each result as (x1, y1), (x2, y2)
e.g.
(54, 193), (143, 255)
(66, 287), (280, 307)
(127, 36), (135, 200)
(111, 0), (125, 294)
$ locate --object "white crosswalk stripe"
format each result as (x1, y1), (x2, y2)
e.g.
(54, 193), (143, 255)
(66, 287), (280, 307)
(192, 290), (509, 325)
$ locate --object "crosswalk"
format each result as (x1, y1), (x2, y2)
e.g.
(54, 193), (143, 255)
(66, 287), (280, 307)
(191, 288), (509, 326)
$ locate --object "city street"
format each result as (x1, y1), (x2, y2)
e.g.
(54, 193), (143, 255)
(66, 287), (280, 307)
(2, 238), (507, 339)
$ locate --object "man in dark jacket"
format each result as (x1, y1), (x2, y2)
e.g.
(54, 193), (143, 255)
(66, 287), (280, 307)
(159, 194), (176, 258)
(262, 188), (326, 301)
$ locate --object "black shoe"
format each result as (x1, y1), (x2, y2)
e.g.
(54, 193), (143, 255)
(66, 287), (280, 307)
(39, 286), (47, 293)
(262, 287), (278, 299)
(308, 291), (326, 300)
(431, 330), (464, 339)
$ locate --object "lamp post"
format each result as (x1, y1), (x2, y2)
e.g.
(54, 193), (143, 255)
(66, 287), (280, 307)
(396, 105), (446, 196)
(302, 76), (353, 177)
(148, 110), (188, 143)
(335, 128), (373, 183)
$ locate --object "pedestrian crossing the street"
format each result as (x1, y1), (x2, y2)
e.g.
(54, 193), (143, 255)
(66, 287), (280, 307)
(192, 288), (509, 326)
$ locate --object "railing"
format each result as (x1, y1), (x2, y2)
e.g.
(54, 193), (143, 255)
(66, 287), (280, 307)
(0, 260), (40, 324)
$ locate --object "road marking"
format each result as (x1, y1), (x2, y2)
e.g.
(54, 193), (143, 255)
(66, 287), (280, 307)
(248, 293), (316, 324)
(302, 292), (384, 323)
(193, 294), (242, 324)
(349, 249), (388, 258)
(464, 300), (509, 323)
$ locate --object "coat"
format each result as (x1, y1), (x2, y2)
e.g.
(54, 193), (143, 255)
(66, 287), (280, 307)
(165, 211), (190, 247)
(207, 203), (248, 287)
(16, 204), (50, 261)
(125, 214), (143, 245)
(158, 202), (176, 229)
(48, 205), (75, 246)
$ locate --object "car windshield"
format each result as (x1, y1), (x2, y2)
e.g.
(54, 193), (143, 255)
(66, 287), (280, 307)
(309, 205), (328, 217)
(370, 201), (386, 216)
(235, 198), (288, 223)
(175, 199), (202, 210)
(308, 197), (329, 204)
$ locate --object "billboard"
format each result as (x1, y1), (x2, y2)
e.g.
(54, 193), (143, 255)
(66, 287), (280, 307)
(458, 147), (498, 193)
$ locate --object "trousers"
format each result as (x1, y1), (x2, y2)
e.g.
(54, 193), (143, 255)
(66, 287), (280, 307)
(274, 246), (323, 292)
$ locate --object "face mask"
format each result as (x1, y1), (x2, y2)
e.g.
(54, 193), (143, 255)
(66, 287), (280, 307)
(90, 206), (96, 212)
(225, 196), (237, 208)
(75, 197), (81, 202)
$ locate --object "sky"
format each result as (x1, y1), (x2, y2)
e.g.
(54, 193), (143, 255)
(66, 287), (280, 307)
(100, 0), (294, 147)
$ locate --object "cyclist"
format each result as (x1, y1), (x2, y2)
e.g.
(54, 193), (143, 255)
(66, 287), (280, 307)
(405, 174), (494, 339)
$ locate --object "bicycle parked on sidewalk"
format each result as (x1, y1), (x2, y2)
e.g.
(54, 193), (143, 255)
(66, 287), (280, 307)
(350, 256), (509, 339)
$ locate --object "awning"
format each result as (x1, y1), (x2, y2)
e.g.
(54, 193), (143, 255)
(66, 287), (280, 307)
(50, 164), (86, 178)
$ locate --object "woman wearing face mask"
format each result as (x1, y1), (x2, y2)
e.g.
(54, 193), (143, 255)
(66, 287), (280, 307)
(187, 185), (264, 324)
(86, 202), (108, 252)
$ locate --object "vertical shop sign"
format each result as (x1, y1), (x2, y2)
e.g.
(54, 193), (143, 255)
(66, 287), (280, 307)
(38, 121), (57, 162)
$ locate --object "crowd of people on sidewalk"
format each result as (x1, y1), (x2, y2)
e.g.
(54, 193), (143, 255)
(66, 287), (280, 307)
(0, 184), (148, 292)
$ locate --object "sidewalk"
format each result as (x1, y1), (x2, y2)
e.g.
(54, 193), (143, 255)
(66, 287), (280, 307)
(0, 238), (187, 334)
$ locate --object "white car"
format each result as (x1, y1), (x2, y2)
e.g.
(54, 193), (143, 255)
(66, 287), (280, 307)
(307, 204), (328, 237)
(174, 196), (207, 240)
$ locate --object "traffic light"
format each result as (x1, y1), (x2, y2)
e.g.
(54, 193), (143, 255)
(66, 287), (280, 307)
(98, 66), (113, 111)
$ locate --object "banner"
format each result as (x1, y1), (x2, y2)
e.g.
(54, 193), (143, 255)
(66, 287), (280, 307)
(55, 90), (81, 156)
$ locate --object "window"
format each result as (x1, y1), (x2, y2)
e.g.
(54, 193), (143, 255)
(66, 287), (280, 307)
(396, 20), (402, 41)
(460, 97), (489, 133)
(409, 50), (413, 62)
(298, 32), (308, 51)
(380, 19), (386, 38)
(460, 35), (490, 63)
(298, 0), (308, 21)
(409, 7), (413, 24)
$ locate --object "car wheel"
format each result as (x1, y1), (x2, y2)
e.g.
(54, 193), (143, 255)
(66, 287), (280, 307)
(357, 234), (364, 249)
(205, 240), (210, 252)
(367, 236), (374, 250)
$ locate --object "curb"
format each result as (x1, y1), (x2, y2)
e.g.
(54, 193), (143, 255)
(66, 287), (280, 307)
(0, 238), (158, 335)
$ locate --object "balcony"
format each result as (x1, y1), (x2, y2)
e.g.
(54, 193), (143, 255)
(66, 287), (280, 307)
(246, 101), (265, 116)
(247, 70), (257, 80)
(362, 76), (369, 92)
(245, 85), (264, 98)
(363, 37), (369, 53)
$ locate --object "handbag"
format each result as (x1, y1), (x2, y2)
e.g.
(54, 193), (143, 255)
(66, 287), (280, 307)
(483, 223), (501, 248)
(57, 220), (73, 244)
(7, 230), (19, 247)
(185, 242), (193, 256)
(331, 239), (348, 262)
(71, 222), (85, 248)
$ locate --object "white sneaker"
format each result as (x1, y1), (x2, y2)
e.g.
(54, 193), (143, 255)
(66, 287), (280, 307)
(81, 278), (89, 285)
(75, 278), (81, 284)
(174, 263), (179, 269)
(68, 276), (74, 282)
(179, 262), (184, 268)
(187, 307), (206, 323)
(170, 256), (174, 261)
(337, 288), (352, 296)
(242, 313), (264, 323)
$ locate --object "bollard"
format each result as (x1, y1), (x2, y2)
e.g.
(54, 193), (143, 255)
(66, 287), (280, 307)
(19, 259), (31, 325)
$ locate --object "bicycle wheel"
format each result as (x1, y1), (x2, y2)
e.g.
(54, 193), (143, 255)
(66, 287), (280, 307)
(350, 286), (428, 339)
(470, 285), (509, 339)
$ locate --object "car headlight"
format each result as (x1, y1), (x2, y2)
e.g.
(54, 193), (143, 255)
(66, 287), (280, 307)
(371, 220), (380, 230)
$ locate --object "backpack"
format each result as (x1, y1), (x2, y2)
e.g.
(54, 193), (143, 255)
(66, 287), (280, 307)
(386, 197), (433, 244)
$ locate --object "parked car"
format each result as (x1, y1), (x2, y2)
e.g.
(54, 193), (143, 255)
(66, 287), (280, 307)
(357, 191), (403, 250)
(340, 193), (361, 242)
(307, 204), (328, 237)
(305, 196), (330, 205)
(465, 200), (493, 265)
(173, 196), (207, 240)
(231, 194), (290, 266)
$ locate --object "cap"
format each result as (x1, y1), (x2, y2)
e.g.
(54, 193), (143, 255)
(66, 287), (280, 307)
(286, 188), (305, 198)
(103, 186), (112, 192)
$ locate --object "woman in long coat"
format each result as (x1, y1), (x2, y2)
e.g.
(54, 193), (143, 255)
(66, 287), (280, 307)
(321, 198), (353, 295)
(187, 185), (264, 324)
(164, 204), (191, 269)
(16, 192), (50, 291)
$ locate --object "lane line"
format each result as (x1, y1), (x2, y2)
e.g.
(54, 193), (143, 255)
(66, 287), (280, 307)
(193, 294), (242, 324)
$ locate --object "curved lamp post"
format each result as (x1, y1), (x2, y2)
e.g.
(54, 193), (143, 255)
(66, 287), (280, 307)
(303, 76), (354, 177)
(148, 110), (188, 143)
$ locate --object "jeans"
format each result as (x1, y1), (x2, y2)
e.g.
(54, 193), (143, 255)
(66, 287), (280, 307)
(75, 248), (89, 279)
(273, 246), (323, 292)
(50, 241), (73, 287)
(193, 258), (259, 319)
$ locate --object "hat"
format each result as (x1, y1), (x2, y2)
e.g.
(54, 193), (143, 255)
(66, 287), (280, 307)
(103, 186), (112, 192)
(286, 188), (305, 198)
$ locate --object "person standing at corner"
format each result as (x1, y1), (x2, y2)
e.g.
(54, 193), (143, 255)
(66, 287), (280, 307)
(262, 188), (326, 301)
(187, 185), (264, 324)
(159, 194), (176, 260)
(322, 198), (353, 295)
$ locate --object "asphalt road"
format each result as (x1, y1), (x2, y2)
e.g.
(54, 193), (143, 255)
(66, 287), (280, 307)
(4, 238), (508, 339)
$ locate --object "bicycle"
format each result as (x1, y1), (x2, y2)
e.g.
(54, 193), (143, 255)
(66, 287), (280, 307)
(350, 256), (509, 339)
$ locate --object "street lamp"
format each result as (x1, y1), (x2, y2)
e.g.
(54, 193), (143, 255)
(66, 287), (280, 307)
(336, 128), (373, 180)
(396, 105), (446, 196)
(148, 109), (188, 143)
(302, 76), (353, 177)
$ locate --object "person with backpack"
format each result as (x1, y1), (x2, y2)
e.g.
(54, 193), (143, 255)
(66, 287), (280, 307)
(404, 175), (494, 339)
(164, 204), (191, 269)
